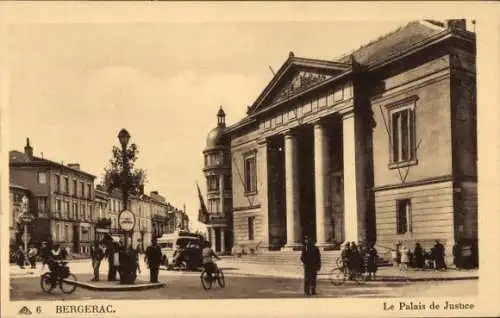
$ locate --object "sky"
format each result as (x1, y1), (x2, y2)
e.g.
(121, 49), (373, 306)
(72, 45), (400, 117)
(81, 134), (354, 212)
(7, 20), (411, 232)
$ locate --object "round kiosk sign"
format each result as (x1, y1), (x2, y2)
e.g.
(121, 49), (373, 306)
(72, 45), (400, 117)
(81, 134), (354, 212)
(118, 209), (136, 232)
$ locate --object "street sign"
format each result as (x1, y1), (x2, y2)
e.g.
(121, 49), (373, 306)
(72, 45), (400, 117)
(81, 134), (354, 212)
(18, 212), (34, 224)
(118, 209), (136, 232)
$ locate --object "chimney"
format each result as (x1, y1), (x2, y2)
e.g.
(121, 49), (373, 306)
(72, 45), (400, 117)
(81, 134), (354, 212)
(446, 19), (466, 31)
(24, 138), (33, 159)
(68, 163), (80, 170)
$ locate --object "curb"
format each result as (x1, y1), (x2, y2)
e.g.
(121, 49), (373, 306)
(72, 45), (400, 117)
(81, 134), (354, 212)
(65, 279), (166, 291)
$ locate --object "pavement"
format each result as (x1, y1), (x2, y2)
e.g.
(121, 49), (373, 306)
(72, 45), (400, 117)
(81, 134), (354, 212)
(9, 257), (479, 282)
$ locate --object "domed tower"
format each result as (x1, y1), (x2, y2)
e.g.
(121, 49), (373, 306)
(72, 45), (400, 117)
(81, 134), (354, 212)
(203, 107), (232, 254)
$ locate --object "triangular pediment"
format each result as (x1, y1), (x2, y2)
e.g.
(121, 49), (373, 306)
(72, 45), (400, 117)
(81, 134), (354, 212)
(248, 55), (351, 115)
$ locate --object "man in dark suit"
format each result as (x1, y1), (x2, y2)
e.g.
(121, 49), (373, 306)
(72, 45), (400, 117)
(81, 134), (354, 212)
(144, 238), (162, 283)
(300, 235), (321, 296)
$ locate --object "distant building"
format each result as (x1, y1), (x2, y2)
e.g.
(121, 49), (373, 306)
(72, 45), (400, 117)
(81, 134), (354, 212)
(9, 184), (33, 247)
(201, 107), (233, 253)
(10, 138), (97, 254)
(130, 194), (152, 250)
(150, 191), (169, 239)
(94, 185), (111, 243)
(202, 20), (477, 264)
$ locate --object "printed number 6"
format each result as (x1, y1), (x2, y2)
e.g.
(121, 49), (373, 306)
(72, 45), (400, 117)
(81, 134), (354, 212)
(36, 306), (42, 314)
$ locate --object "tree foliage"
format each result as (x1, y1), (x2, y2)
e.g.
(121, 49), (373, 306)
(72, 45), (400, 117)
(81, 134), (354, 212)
(102, 143), (147, 198)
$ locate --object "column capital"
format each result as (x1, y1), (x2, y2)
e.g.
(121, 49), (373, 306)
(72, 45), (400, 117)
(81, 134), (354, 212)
(283, 129), (299, 139)
(257, 138), (267, 146)
(339, 106), (354, 119)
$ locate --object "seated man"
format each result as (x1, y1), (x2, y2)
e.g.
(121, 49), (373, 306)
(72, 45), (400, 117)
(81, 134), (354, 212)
(202, 241), (221, 279)
(47, 245), (66, 287)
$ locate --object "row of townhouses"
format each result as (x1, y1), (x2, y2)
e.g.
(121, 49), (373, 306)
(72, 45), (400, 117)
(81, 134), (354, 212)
(9, 138), (189, 255)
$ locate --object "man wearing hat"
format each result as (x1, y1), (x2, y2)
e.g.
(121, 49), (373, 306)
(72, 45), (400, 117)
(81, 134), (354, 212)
(39, 241), (50, 273)
(144, 237), (162, 283)
(300, 235), (321, 296)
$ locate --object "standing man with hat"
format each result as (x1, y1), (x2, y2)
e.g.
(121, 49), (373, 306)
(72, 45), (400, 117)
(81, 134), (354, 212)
(144, 237), (162, 283)
(300, 235), (321, 296)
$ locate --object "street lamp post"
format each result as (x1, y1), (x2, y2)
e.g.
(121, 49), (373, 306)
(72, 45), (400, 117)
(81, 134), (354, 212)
(116, 128), (137, 285)
(19, 195), (34, 267)
(118, 128), (132, 247)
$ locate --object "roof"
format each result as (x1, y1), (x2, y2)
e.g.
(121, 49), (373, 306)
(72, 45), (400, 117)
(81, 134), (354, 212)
(336, 20), (447, 67)
(9, 150), (96, 179)
(9, 184), (30, 191)
(225, 20), (473, 135)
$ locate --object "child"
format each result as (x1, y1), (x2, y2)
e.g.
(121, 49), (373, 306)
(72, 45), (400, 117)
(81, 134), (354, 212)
(27, 244), (38, 269)
(400, 244), (409, 272)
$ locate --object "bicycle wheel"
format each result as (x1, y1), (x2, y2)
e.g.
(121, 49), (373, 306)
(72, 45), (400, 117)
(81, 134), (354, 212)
(60, 273), (78, 294)
(40, 273), (55, 293)
(336, 257), (343, 268)
(200, 270), (212, 290)
(329, 268), (345, 286)
(216, 269), (225, 288)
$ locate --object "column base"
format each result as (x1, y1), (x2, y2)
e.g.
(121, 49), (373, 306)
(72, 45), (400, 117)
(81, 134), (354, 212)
(281, 244), (303, 251)
(316, 242), (337, 251)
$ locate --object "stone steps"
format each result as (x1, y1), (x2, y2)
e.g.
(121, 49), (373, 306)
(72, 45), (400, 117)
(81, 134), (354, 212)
(228, 250), (391, 269)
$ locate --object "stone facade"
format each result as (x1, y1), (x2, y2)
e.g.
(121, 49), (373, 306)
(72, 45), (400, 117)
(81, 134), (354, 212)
(10, 139), (96, 255)
(202, 20), (477, 264)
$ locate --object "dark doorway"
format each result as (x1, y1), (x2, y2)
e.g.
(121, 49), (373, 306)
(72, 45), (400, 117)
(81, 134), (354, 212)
(297, 127), (316, 243)
(267, 136), (286, 250)
(72, 224), (80, 253)
(214, 228), (221, 252)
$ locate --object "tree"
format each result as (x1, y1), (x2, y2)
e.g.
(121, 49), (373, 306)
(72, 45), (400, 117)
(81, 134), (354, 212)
(102, 142), (147, 205)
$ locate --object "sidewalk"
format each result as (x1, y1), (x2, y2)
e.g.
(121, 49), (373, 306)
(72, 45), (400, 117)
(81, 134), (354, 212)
(217, 258), (479, 282)
(9, 258), (479, 282)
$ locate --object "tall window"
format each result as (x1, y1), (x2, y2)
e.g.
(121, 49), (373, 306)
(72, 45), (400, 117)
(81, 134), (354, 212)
(244, 153), (257, 193)
(207, 175), (219, 192)
(224, 175), (232, 190)
(80, 182), (85, 197)
(37, 197), (47, 214)
(64, 177), (69, 194)
(56, 198), (62, 216)
(248, 216), (255, 240)
(54, 223), (60, 242)
(54, 175), (61, 192)
(38, 172), (47, 184)
(390, 103), (416, 164)
(87, 184), (92, 199)
(82, 204), (86, 221)
(73, 180), (77, 196)
(64, 225), (69, 242)
(72, 202), (77, 219)
(64, 201), (70, 219)
(396, 199), (412, 234)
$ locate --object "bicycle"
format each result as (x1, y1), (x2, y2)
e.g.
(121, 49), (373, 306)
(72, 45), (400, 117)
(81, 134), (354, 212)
(329, 263), (365, 286)
(200, 265), (225, 290)
(40, 261), (78, 294)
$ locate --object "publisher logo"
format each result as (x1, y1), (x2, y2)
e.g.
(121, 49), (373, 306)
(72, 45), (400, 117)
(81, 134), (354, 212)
(18, 306), (32, 315)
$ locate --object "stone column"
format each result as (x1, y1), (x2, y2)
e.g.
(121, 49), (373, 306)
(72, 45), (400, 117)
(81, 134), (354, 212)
(257, 138), (270, 249)
(313, 121), (332, 249)
(219, 174), (224, 215)
(283, 131), (302, 250)
(220, 228), (225, 254)
(342, 110), (366, 243)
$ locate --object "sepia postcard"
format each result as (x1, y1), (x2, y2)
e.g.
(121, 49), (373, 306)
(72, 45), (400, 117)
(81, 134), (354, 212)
(1, 2), (499, 318)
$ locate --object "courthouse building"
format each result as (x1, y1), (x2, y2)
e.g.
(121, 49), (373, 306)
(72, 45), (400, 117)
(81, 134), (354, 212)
(202, 20), (477, 260)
